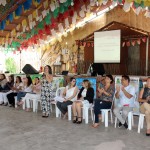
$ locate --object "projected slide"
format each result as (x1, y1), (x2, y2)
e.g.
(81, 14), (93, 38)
(94, 30), (120, 63)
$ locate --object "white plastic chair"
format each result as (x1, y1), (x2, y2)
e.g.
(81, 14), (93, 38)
(114, 111), (134, 130)
(100, 97), (114, 127)
(114, 94), (136, 130)
(101, 108), (113, 127)
(52, 87), (65, 117)
(138, 113), (145, 133)
(83, 103), (94, 124)
(15, 96), (25, 109)
(67, 101), (94, 123)
(32, 98), (41, 112)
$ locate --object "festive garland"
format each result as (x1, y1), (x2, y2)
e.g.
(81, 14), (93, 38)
(2, 0), (150, 52)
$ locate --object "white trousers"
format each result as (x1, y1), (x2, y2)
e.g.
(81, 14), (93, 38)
(23, 93), (40, 108)
(0, 91), (13, 104)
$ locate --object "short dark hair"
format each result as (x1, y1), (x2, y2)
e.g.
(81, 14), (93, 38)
(106, 74), (114, 84)
(122, 75), (130, 82)
(44, 65), (52, 74)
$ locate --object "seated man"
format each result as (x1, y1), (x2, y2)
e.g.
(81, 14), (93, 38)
(113, 75), (136, 129)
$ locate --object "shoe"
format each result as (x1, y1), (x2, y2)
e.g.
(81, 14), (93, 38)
(42, 113), (46, 118)
(118, 122), (122, 128)
(76, 117), (82, 124)
(72, 116), (77, 123)
(45, 113), (50, 118)
(146, 133), (150, 136)
(123, 122), (128, 129)
(25, 108), (31, 112)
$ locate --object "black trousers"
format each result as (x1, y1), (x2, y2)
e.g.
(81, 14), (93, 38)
(7, 92), (17, 106)
(94, 99), (112, 123)
(57, 101), (73, 115)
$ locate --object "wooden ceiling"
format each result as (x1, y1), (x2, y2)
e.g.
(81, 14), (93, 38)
(81, 21), (149, 42)
(0, 0), (113, 46)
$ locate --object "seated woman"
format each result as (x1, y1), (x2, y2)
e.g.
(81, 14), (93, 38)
(139, 77), (150, 136)
(92, 75), (114, 128)
(72, 79), (94, 124)
(0, 75), (14, 105)
(22, 77), (41, 111)
(0, 74), (7, 91)
(17, 76), (33, 106)
(7, 76), (23, 107)
(56, 77), (78, 119)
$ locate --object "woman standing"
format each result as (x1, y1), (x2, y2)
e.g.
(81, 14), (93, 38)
(92, 75), (114, 128)
(72, 79), (94, 124)
(139, 77), (150, 136)
(41, 65), (53, 117)
(56, 77), (78, 119)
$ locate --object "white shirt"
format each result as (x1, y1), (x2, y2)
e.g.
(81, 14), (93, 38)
(65, 86), (78, 102)
(118, 85), (135, 107)
(81, 88), (87, 98)
(23, 84), (32, 93)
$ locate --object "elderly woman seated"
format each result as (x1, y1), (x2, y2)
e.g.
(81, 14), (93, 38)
(92, 75), (114, 128)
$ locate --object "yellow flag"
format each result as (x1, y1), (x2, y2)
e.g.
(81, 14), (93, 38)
(44, 0), (48, 9)
(6, 20), (9, 25)
(6, 33), (9, 39)
(144, 0), (150, 6)
(33, 10), (38, 18)
(16, 24), (21, 31)
(22, 19), (27, 26)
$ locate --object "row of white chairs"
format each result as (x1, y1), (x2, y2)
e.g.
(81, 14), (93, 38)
(14, 87), (145, 134)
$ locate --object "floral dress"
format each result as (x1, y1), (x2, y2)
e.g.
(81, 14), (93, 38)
(41, 78), (55, 114)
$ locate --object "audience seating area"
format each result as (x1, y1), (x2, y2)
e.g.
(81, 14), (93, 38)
(0, 75), (148, 135)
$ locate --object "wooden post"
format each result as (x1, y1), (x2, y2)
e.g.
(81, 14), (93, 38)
(146, 36), (149, 76)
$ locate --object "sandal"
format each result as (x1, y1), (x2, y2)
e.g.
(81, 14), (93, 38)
(91, 123), (100, 128)
(42, 113), (46, 117)
(72, 116), (77, 123)
(76, 117), (82, 124)
(25, 108), (31, 112)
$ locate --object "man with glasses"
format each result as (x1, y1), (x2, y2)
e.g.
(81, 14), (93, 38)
(113, 75), (136, 129)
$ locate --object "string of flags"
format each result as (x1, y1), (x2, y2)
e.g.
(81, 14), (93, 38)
(1, 0), (150, 52)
